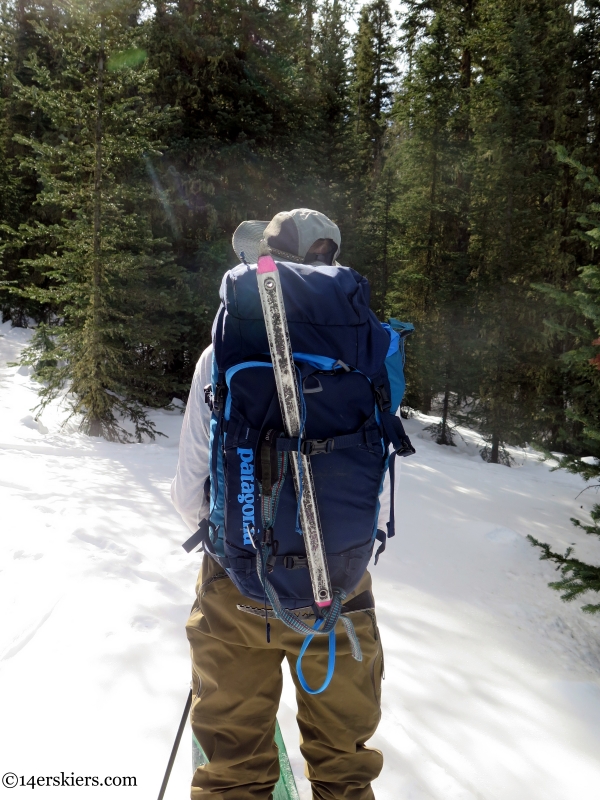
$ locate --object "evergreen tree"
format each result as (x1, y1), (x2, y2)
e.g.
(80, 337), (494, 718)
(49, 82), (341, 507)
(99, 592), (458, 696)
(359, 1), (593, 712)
(531, 0), (600, 454)
(529, 149), (600, 613)
(465, 0), (572, 462)
(385, 0), (477, 441)
(571, 1), (600, 174)
(351, 0), (397, 170)
(466, 2), (542, 461)
(348, 0), (398, 308)
(14, 0), (188, 441)
(0, 2), (18, 316)
(146, 0), (318, 384)
(0, 1), (60, 325)
(313, 0), (354, 223)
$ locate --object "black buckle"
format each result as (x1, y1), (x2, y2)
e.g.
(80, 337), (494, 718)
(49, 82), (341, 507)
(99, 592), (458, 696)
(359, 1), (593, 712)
(212, 382), (227, 413)
(375, 385), (391, 412)
(284, 555), (308, 570)
(396, 439), (416, 457)
(261, 527), (274, 547)
(204, 383), (213, 410)
(301, 438), (334, 455)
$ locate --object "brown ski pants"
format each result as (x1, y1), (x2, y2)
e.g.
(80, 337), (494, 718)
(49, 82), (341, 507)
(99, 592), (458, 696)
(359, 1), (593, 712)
(186, 553), (384, 799)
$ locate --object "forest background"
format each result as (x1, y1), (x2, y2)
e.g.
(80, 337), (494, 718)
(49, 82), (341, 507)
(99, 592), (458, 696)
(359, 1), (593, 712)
(1, 0), (600, 470)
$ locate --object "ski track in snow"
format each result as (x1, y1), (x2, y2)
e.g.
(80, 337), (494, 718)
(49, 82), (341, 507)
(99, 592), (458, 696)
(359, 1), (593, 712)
(2, 319), (600, 799)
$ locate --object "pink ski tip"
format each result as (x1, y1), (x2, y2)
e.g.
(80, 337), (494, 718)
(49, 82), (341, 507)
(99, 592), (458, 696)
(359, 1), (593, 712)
(257, 255), (278, 274)
(315, 599), (332, 608)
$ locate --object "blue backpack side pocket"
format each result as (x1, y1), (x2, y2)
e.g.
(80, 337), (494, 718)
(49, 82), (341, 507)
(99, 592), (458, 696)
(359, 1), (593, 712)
(381, 319), (414, 413)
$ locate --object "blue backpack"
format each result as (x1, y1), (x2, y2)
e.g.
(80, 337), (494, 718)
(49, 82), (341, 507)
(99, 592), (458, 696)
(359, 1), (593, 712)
(183, 261), (414, 690)
(185, 259), (414, 593)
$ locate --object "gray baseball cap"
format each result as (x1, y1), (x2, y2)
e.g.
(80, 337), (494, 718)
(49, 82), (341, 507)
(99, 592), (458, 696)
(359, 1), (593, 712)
(232, 208), (341, 265)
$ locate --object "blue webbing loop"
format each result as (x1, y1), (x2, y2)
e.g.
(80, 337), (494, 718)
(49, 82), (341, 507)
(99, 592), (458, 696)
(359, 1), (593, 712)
(255, 544), (363, 660)
(296, 618), (337, 695)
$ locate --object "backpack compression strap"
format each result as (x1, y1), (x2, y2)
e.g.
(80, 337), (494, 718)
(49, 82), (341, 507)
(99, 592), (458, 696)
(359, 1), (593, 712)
(373, 382), (415, 563)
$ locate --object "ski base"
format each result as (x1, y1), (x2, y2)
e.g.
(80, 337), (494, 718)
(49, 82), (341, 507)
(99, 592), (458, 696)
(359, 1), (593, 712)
(192, 720), (300, 800)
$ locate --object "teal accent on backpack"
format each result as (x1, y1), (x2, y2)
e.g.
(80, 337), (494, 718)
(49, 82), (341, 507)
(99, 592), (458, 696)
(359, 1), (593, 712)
(382, 319), (414, 412)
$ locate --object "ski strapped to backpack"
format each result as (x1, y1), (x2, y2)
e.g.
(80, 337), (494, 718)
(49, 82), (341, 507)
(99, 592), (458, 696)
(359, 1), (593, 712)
(183, 257), (415, 693)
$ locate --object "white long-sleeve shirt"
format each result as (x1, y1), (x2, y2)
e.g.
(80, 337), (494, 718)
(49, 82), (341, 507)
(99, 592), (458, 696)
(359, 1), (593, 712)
(171, 345), (213, 532)
(171, 345), (393, 535)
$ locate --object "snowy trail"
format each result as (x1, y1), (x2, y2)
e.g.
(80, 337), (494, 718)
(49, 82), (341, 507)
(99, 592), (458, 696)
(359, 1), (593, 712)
(2, 319), (600, 799)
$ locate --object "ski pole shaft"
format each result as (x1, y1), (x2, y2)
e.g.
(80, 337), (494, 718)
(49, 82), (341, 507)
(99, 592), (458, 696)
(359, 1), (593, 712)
(257, 255), (332, 607)
(157, 688), (193, 800)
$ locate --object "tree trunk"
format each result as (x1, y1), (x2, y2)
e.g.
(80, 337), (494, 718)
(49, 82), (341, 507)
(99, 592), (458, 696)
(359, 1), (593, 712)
(490, 430), (500, 464)
(305, 0), (313, 65)
(89, 22), (104, 438)
(456, 7), (472, 258)
(178, 0), (195, 16)
(373, 7), (383, 164)
(439, 382), (451, 445)
(425, 127), (439, 284)
(379, 174), (391, 318)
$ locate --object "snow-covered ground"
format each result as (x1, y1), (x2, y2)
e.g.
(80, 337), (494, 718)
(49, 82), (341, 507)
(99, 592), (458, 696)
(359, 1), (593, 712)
(2, 319), (600, 799)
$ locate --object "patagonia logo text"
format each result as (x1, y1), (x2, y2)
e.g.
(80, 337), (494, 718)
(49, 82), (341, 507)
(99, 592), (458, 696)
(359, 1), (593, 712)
(237, 448), (255, 545)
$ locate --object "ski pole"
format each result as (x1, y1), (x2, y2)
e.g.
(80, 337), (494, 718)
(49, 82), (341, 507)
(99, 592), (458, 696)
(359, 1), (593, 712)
(157, 688), (192, 800)
(257, 255), (332, 607)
